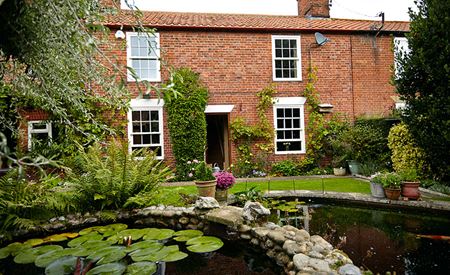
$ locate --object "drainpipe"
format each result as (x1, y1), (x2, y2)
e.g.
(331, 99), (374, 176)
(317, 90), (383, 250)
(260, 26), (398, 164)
(375, 12), (385, 37)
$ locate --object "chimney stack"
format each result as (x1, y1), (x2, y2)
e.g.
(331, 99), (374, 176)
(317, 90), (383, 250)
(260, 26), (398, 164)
(298, 0), (330, 18)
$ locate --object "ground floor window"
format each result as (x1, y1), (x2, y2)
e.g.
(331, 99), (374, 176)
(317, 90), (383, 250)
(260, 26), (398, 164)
(28, 121), (52, 150)
(128, 99), (164, 159)
(273, 97), (306, 154)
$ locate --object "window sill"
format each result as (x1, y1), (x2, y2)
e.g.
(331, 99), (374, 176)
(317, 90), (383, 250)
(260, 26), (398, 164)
(273, 78), (303, 82)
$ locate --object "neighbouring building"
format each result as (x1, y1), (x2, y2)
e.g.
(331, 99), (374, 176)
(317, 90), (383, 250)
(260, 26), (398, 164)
(22, 0), (410, 170)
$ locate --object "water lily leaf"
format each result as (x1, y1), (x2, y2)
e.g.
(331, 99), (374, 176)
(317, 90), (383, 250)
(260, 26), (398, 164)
(35, 249), (69, 268)
(173, 230), (203, 242)
(124, 240), (162, 253)
(13, 248), (35, 264)
(142, 228), (174, 241)
(59, 233), (79, 239)
(186, 236), (223, 253)
(115, 229), (146, 241)
(125, 262), (157, 275)
(43, 234), (69, 243)
(0, 242), (32, 258)
(24, 238), (44, 247)
(144, 245), (179, 262)
(87, 246), (125, 262)
(68, 233), (103, 247)
(102, 224), (128, 237)
(59, 247), (89, 257)
(129, 245), (165, 262)
(97, 250), (127, 265)
(45, 255), (77, 275)
(160, 250), (188, 262)
(81, 240), (113, 251)
(86, 262), (127, 275)
(79, 226), (104, 235)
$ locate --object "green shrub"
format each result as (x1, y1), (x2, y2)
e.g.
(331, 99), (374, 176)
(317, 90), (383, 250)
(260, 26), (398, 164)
(387, 123), (429, 176)
(165, 68), (208, 180)
(66, 139), (172, 211)
(271, 160), (299, 176)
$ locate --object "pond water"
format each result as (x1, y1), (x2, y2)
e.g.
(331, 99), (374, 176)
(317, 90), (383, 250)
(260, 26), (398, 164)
(275, 200), (450, 274)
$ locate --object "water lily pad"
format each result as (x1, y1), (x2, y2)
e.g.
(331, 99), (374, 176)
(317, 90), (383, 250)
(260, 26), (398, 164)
(15, 245), (64, 264)
(0, 242), (32, 259)
(79, 226), (105, 236)
(160, 250), (188, 262)
(87, 246), (126, 263)
(45, 256), (77, 275)
(24, 238), (44, 247)
(35, 249), (70, 268)
(59, 232), (79, 239)
(59, 247), (89, 257)
(186, 236), (223, 253)
(102, 224), (128, 237)
(129, 245), (165, 262)
(142, 228), (174, 241)
(115, 229), (146, 241)
(125, 262), (157, 275)
(140, 245), (179, 262)
(173, 230), (203, 242)
(81, 240), (113, 251)
(124, 240), (162, 253)
(43, 234), (69, 243)
(68, 233), (103, 247)
(86, 262), (127, 275)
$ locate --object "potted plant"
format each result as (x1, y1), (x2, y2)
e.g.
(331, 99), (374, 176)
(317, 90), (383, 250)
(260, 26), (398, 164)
(214, 171), (236, 203)
(399, 168), (421, 200)
(377, 172), (402, 200)
(328, 135), (348, 176)
(370, 172), (386, 198)
(188, 160), (216, 197)
(331, 155), (347, 176)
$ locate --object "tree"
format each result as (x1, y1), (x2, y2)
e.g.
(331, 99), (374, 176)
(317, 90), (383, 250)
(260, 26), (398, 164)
(395, 0), (450, 181)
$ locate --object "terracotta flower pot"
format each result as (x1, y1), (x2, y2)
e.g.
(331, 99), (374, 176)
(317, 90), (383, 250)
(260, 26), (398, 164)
(215, 188), (228, 202)
(195, 180), (217, 198)
(384, 187), (401, 200)
(401, 181), (420, 200)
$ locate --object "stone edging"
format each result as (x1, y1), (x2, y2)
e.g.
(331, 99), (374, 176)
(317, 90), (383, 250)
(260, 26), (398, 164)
(5, 202), (359, 275)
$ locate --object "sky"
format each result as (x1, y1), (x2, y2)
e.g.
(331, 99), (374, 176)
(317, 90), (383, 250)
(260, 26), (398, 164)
(122, 0), (416, 21)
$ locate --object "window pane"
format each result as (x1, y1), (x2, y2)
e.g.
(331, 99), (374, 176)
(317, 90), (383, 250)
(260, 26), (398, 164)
(131, 47), (139, 56)
(31, 133), (49, 142)
(293, 119), (300, 128)
(275, 49), (282, 58)
(283, 69), (290, 78)
(277, 142), (291, 152)
(285, 119), (292, 128)
(293, 108), (300, 117)
(277, 131), (284, 139)
(141, 122), (150, 132)
(31, 123), (47, 130)
(142, 134), (151, 144)
(151, 122), (159, 132)
(291, 69), (297, 78)
(276, 70), (282, 78)
(141, 111), (149, 121)
(290, 49), (297, 58)
(293, 130), (300, 139)
(289, 141), (301, 151)
(283, 60), (290, 69)
(290, 60), (297, 69)
(282, 40), (289, 48)
(275, 60), (282, 69)
(277, 109), (284, 117)
(285, 108), (292, 117)
(277, 119), (284, 129)
(275, 39), (281, 48)
(151, 134), (160, 144)
(132, 122), (140, 133)
(131, 36), (139, 47)
(290, 40), (297, 48)
(133, 135), (142, 145)
(132, 111), (140, 121)
(285, 130), (292, 139)
(151, 146), (162, 157)
(131, 60), (140, 69)
(283, 49), (289, 58)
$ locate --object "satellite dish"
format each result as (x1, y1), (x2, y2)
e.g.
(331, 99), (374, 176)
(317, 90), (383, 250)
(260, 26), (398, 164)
(315, 32), (330, 46)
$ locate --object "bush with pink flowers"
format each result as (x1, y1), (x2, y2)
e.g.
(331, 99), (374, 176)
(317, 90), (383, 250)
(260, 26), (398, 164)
(214, 171), (236, 190)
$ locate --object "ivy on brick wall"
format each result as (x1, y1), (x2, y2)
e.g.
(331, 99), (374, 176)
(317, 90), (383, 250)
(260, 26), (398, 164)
(165, 68), (208, 180)
(230, 85), (276, 177)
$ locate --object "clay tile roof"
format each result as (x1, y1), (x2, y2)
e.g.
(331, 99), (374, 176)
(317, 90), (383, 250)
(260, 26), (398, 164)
(104, 10), (409, 33)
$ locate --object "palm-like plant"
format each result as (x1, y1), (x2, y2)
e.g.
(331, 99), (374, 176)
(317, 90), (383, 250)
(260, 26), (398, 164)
(67, 139), (172, 211)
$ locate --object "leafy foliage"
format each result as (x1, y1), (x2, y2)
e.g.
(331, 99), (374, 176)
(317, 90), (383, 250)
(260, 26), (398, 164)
(230, 85), (276, 177)
(66, 139), (172, 211)
(394, 0), (450, 181)
(271, 160), (299, 176)
(165, 68), (209, 180)
(387, 123), (429, 177)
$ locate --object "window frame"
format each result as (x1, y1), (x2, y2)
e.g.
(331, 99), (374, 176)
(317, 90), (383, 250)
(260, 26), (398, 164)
(27, 121), (52, 150)
(394, 37), (409, 76)
(273, 97), (306, 155)
(126, 32), (161, 82)
(272, 35), (302, 82)
(127, 99), (165, 160)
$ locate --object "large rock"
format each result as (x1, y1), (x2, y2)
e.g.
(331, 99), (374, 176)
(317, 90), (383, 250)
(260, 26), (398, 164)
(242, 201), (270, 221)
(293, 253), (310, 270)
(309, 258), (331, 273)
(294, 229), (310, 242)
(283, 240), (303, 255)
(310, 235), (333, 251)
(195, 197), (220, 209)
(339, 264), (362, 275)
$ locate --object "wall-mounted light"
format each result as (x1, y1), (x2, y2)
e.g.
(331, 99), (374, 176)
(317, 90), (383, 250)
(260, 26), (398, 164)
(115, 26), (125, 39)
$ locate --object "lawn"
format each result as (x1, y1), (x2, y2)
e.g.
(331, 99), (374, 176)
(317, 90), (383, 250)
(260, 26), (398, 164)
(160, 177), (371, 203)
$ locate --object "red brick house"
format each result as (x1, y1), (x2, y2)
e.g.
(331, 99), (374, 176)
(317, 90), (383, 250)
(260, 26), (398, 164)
(23, 0), (410, 170)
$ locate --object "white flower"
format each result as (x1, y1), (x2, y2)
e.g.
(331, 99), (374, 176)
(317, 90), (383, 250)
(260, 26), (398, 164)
(188, 173), (193, 177)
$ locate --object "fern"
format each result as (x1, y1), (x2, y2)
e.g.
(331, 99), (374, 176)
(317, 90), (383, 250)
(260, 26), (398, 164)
(67, 139), (172, 211)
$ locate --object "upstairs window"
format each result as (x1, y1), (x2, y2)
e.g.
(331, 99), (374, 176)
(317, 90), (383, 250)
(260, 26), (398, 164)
(272, 35), (302, 81)
(126, 32), (161, 82)
(28, 121), (52, 150)
(394, 37), (410, 76)
(273, 97), (306, 154)
(128, 99), (164, 159)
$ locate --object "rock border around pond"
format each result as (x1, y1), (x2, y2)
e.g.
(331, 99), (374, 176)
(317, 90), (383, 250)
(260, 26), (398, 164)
(3, 197), (359, 275)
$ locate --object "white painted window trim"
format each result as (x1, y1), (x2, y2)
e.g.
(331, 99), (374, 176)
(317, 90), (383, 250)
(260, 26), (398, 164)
(126, 32), (161, 82)
(27, 121), (52, 150)
(128, 99), (165, 160)
(273, 97), (306, 154)
(272, 35), (302, 82)
(204, 105), (234, 113)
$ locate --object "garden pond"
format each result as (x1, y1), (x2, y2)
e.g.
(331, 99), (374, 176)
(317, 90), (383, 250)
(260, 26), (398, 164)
(272, 199), (450, 274)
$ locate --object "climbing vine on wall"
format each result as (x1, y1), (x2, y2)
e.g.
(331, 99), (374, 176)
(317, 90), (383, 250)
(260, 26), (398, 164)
(230, 85), (276, 177)
(165, 68), (208, 180)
